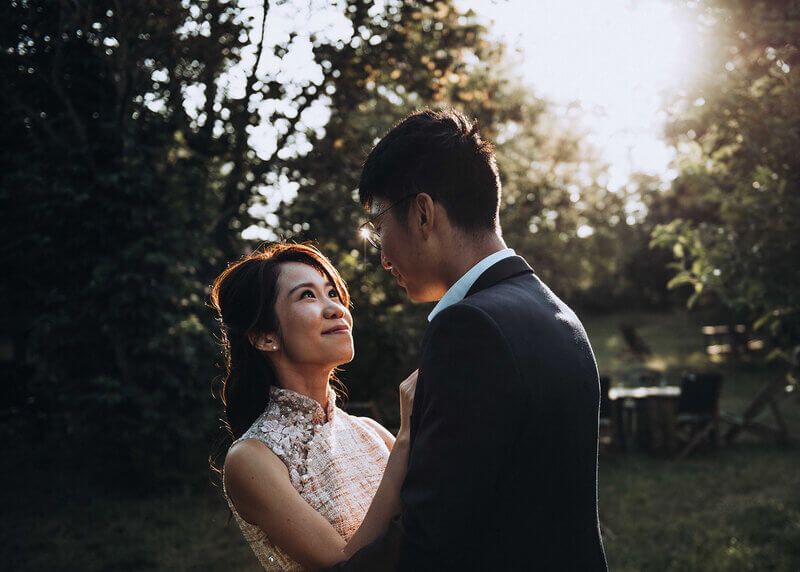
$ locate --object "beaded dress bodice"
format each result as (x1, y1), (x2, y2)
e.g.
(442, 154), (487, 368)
(222, 385), (393, 571)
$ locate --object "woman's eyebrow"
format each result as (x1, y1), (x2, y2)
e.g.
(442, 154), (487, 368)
(287, 281), (333, 296)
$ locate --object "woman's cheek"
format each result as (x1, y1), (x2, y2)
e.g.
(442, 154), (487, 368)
(284, 308), (309, 354)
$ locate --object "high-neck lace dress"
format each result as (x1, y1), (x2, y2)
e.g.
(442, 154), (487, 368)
(222, 385), (394, 571)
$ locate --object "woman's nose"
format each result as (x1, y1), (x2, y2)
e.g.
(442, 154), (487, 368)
(324, 298), (345, 319)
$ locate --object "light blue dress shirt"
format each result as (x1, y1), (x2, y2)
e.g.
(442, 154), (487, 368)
(427, 248), (516, 322)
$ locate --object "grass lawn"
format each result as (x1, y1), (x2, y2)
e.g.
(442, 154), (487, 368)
(583, 309), (800, 571)
(4, 310), (799, 570)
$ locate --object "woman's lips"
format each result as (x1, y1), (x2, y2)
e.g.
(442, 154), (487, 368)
(322, 327), (350, 335)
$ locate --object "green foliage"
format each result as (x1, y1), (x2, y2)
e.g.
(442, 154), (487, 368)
(653, 0), (800, 380)
(269, 2), (504, 409)
(266, 4), (654, 409)
(0, 0), (242, 485)
(5, 310), (799, 570)
(0, 0), (688, 486)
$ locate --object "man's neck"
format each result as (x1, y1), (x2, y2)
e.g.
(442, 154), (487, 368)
(440, 232), (508, 290)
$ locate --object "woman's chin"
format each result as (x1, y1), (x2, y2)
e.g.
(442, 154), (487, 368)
(332, 347), (355, 366)
(341, 349), (355, 364)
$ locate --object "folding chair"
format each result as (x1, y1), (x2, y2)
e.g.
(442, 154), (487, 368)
(675, 372), (723, 459)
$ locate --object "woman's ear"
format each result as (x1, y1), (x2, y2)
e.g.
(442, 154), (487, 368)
(248, 332), (279, 352)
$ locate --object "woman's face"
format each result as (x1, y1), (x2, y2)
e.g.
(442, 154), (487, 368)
(271, 262), (354, 368)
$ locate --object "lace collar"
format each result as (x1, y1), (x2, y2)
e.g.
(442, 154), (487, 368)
(268, 384), (337, 425)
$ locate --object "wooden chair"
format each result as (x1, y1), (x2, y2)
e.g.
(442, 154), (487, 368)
(722, 372), (796, 447)
(675, 372), (723, 458)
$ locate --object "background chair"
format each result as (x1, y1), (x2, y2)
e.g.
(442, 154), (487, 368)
(675, 372), (723, 458)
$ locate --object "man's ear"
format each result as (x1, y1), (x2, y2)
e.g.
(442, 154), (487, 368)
(248, 332), (279, 352)
(413, 193), (436, 237)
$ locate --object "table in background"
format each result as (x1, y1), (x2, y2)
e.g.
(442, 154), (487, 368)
(609, 386), (681, 455)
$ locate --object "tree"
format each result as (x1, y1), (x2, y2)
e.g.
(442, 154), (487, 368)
(652, 0), (800, 378)
(268, 2), (504, 413)
(0, 0), (256, 485)
(2, 0), (562, 481)
(1, 0), (669, 487)
(267, 5), (634, 412)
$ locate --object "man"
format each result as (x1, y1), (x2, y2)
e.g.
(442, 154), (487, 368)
(331, 109), (607, 570)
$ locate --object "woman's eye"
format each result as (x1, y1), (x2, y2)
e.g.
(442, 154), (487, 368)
(301, 290), (315, 299)
(328, 290), (339, 298)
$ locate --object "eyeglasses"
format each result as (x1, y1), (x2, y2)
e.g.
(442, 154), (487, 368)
(358, 193), (418, 249)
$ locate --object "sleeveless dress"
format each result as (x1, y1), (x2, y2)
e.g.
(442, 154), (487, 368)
(222, 384), (394, 571)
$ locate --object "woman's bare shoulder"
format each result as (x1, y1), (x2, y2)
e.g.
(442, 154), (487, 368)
(225, 438), (288, 478)
(223, 439), (291, 522)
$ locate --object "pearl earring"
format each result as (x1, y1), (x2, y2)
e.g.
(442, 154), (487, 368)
(272, 345), (277, 350)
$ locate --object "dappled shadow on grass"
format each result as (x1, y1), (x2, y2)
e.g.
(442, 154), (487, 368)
(585, 311), (800, 570)
(582, 309), (716, 379)
(3, 488), (260, 571)
(8, 437), (798, 571)
(599, 444), (800, 571)
(6, 310), (798, 570)
(0, 423), (260, 571)
(583, 309), (800, 436)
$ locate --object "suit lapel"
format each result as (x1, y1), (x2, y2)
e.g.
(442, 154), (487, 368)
(465, 255), (534, 298)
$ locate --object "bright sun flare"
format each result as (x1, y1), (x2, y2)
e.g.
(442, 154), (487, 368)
(241, 0), (706, 241)
(460, 0), (704, 187)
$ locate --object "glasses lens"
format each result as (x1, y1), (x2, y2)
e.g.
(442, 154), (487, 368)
(359, 223), (381, 249)
(368, 228), (381, 249)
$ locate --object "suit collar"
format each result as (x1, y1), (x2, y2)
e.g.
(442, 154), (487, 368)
(427, 248), (516, 322)
(465, 255), (534, 298)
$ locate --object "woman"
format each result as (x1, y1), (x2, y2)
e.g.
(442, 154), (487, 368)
(210, 243), (416, 571)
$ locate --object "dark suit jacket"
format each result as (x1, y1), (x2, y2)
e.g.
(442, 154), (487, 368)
(329, 255), (607, 571)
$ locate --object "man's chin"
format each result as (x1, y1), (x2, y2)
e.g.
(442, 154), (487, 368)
(402, 283), (421, 301)
(394, 276), (437, 302)
(404, 286), (439, 304)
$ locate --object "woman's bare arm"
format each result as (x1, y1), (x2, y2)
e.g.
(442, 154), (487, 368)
(224, 371), (417, 570)
(224, 439), (347, 569)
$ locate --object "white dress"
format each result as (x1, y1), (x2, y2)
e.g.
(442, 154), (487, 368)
(223, 384), (394, 570)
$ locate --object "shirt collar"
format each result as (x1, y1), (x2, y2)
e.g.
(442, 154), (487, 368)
(427, 248), (516, 322)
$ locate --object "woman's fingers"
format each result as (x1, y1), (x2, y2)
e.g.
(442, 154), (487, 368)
(399, 369), (419, 432)
(400, 369), (418, 398)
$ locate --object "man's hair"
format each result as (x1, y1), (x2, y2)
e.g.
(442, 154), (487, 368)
(359, 108), (501, 233)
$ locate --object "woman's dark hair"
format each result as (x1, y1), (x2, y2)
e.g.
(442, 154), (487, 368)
(359, 108), (501, 233)
(208, 242), (350, 480)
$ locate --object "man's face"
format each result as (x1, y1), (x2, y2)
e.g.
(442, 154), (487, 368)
(371, 197), (439, 302)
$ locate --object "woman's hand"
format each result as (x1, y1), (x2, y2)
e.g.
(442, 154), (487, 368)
(398, 369), (418, 437)
(343, 368), (419, 560)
